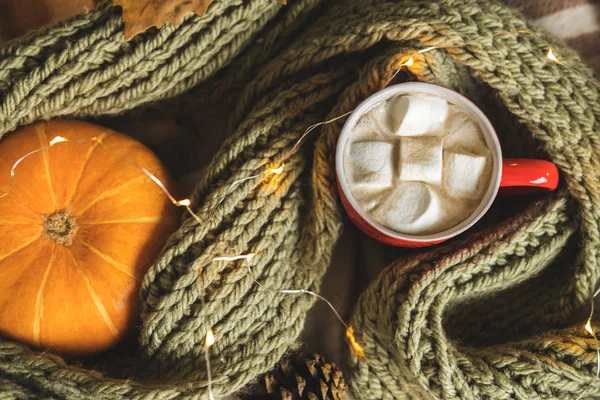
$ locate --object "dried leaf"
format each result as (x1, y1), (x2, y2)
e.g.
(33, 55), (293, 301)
(114, 0), (286, 40)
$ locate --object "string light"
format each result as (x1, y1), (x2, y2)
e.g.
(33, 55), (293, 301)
(278, 288), (366, 357)
(95, 143), (204, 223)
(288, 30), (571, 156)
(49, 136), (67, 146)
(278, 289), (347, 328)
(1, 30), (570, 212)
(269, 165), (284, 175)
(217, 164), (286, 205)
(197, 251), (365, 400)
(586, 320), (594, 335)
(0, 135), (106, 200)
(217, 111), (353, 206)
(288, 112), (353, 156)
(205, 251), (366, 359)
(346, 326), (365, 358)
(0, 132), (227, 395)
(204, 328), (216, 400)
(189, 27), (584, 373)
(547, 48), (562, 65)
(576, 288), (600, 400)
(205, 328), (215, 347)
(0, 27), (588, 391)
(0, 133), (203, 223)
(385, 55), (418, 87)
(210, 253), (256, 263)
(94, 137), (203, 223)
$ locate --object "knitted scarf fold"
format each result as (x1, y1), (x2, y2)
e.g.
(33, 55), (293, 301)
(0, 0), (598, 399)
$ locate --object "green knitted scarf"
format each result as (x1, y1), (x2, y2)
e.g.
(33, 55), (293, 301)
(0, 0), (599, 399)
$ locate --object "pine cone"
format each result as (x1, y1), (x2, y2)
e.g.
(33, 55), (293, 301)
(251, 352), (347, 400)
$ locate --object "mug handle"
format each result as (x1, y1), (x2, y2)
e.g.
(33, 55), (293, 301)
(499, 159), (559, 196)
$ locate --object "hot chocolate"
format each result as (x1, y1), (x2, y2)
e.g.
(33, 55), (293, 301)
(343, 93), (493, 236)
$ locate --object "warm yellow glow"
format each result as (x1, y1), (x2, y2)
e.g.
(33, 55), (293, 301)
(403, 57), (414, 67)
(346, 326), (365, 358)
(50, 136), (68, 146)
(205, 328), (215, 348)
(269, 165), (284, 175)
(586, 320), (593, 335)
(177, 199), (191, 207)
(547, 48), (559, 63)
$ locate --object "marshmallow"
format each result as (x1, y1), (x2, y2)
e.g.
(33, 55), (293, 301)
(344, 91), (494, 237)
(368, 102), (392, 136)
(399, 136), (443, 184)
(353, 114), (381, 138)
(352, 186), (387, 212)
(378, 182), (443, 234)
(348, 141), (394, 189)
(387, 94), (448, 136)
(444, 113), (488, 155)
(444, 151), (490, 199)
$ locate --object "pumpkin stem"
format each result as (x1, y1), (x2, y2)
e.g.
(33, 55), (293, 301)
(43, 209), (79, 246)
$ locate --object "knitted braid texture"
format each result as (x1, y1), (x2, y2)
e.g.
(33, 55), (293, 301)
(0, 0), (284, 137)
(0, 0), (599, 399)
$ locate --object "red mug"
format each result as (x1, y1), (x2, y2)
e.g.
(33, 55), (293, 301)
(335, 82), (559, 247)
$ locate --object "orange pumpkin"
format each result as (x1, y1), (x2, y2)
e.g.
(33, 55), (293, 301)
(0, 120), (179, 356)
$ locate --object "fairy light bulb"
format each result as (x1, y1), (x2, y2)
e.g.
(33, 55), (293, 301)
(50, 136), (68, 146)
(586, 320), (594, 335)
(177, 199), (191, 207)
(204, 328), (216, 400)
(205, 328), (215, 348)
(547, 48), (560, 63)
(403, 57), (414, 67)
(211, 253), (256, 263)
(269, 165), (284, 175)
(346, 326), (365, 358)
